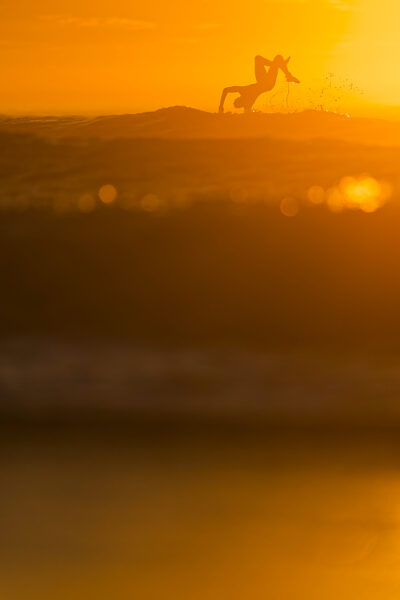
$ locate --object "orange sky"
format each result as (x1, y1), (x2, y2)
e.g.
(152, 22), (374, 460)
(2, 0), (400, 115)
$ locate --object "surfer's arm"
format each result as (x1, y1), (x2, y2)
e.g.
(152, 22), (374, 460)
(219, 86), (241, 113)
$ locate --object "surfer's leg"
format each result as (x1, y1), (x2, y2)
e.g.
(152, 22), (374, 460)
(275, 56), (300, 83)
(254, 55), (273, 83)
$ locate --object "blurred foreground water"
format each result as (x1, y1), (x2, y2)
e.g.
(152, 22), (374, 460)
(1, 338), (400, 598)
(2, 421), (400, 599)
(2, 338), (400, 425)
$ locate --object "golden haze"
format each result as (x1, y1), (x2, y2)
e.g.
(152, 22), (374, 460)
(2, 0), (400, 116)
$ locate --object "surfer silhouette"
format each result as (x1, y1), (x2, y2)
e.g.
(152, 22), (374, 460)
(219, 55), (300, 113)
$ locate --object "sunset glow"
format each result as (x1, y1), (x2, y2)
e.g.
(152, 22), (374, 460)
(325, 175), (392, 213)
(4, 0), (400, 597)
(1, 0), (399, 115)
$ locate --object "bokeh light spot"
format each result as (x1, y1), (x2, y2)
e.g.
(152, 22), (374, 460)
(339, 174), (391, 213)
(171, 189), (192, 210)
(99, 184), (117, 205)
(78, 193), (96, 213)
(323, 174), (393, 214)
(230, 186), (249, 204)
(280, 196), (299, 217)
(326, 187), (345, 213)
(140, 193), (162, 213)
(307, 185), (325, 205)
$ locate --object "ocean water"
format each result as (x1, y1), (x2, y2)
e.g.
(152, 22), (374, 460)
(2, 110), (400, 598)
(2, 424), (400, 599)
